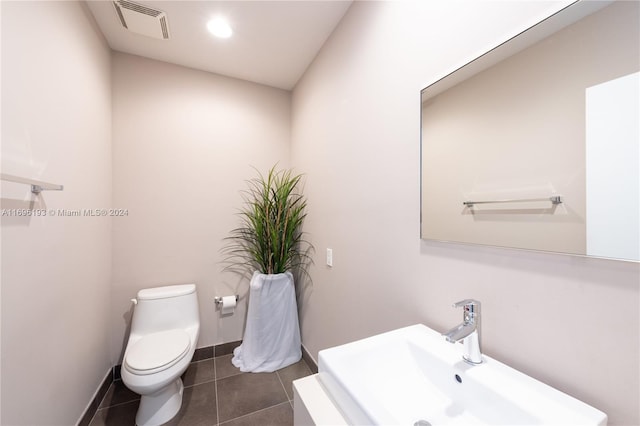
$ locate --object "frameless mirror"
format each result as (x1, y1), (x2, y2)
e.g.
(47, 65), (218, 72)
(421, 0), (639, 262)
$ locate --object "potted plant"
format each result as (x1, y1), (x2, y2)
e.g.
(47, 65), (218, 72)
(223, 165), (311, 372)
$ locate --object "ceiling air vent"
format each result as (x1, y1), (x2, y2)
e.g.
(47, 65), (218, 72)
(112, 1), (170, 40)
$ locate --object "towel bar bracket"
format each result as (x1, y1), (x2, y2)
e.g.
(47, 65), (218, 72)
(1, 173), (64, 194)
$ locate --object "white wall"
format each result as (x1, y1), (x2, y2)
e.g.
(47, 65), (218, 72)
(292, 2), (639, 425)
(1, 2), (112, 424)
(111, 53), (291, 362)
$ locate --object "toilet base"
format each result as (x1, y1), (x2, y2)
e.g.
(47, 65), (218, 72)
(135, 378), (184, 426)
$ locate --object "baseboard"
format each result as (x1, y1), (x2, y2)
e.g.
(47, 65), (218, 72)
(214, 340), (241, 357)
(77, 369), (113, 426)
(301, 343), (318, 374)
(192, 345), (214, 362)
(193, 340), (242, 360)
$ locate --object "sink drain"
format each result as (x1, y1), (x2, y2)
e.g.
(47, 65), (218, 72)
(414, 421), (432, 426)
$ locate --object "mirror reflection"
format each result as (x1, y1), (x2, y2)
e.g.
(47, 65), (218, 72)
(420, 1), (639, 262)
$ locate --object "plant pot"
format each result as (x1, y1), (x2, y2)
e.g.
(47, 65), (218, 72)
(231, 271), (301, 372)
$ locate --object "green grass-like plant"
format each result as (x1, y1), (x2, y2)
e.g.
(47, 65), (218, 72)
(224, 165), (311, 276)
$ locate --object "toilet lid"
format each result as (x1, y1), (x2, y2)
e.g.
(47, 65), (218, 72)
(125, 329), (190, 375)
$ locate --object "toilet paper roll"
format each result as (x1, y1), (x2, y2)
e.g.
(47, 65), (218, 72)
(221, 296), (236, 315)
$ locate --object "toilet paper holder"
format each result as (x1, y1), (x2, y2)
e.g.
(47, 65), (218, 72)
(214, 295), (239, 305)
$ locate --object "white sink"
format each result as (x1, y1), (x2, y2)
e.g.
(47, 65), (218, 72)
(318, 324), (607, 425)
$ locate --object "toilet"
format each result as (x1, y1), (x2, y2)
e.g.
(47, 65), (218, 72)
(121, 284), (200, 426)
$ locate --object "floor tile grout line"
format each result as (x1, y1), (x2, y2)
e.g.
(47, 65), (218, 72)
(92, 382), (113, 413)
(275, 369), (290, 401)
(96, 382), (141, 410)
(98, 398), (140, 410)
(184, 376), (216, 389)
(215, 370), (245, 382)
(218, 400), (292, 426)
(217, 369), (289, 425)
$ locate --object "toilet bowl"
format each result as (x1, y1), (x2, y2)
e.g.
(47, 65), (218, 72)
(121, 284), (200, 426)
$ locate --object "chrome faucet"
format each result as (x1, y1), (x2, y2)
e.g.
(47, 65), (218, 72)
(442, 299), (482, 364)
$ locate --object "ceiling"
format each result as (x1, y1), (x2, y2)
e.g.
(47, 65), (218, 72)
(86, 1), (352, 90)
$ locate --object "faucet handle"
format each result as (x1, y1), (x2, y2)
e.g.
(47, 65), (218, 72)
(453, 299), (480, 308)
(453, 299), (480, 316)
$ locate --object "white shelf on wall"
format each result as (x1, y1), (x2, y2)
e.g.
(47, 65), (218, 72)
(1, 173), (64, 194)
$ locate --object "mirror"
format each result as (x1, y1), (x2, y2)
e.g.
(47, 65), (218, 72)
(420, 0), (639, 262)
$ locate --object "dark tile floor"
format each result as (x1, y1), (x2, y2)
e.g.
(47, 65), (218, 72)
(89, 352), (313, 426)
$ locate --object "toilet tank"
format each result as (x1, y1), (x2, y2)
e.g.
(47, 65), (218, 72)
(130, 284), (200, 336)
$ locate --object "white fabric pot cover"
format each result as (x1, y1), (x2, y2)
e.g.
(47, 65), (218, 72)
(232, 271), (301, 372)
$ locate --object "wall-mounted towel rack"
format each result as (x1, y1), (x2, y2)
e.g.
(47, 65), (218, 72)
(463, 196), (562, 207)
(1, 173), (64, 194)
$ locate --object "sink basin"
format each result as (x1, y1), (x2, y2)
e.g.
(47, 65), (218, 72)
(318, 324), (607, 425)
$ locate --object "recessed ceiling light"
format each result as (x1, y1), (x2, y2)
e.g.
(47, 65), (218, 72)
(207, 17), (232, 39)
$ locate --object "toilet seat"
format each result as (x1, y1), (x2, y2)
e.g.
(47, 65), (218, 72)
(125, 329), (190, 375)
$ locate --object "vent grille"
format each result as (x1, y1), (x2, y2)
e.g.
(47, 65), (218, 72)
(117, 1), (161, 17)
(159, 16), (169, 39)
(114, 3), (127, 28)
(112, 1), (170, 40)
